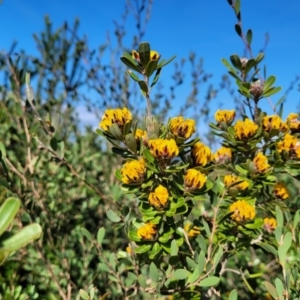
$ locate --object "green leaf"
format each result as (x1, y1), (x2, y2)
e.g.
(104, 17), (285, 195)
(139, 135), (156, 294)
(230, 54), (242, 70)
(187, 266), (200, 284)
(234, 0), (240, 15)
(235, 24), (242, 37)
(138, 274), (146, 288)
(257, 243), (277, 256)
(97, 227), (105, 245)
(0, 197), (20, 236)
(79, 289), (89, 299)
(128, 230), (141, 242)
(228, 289), (238, 300)
(125, 133), (137, 154)
(120, 52), (141, 73)
(196, 235), (207, 253)
(127, 70), (140, 81)
(173, 269), (190, 280)
(145, 60), (159, 77)
(246, 29), (252, 46)
(80, 228), (93, 241)
(138, 42), (151, 68)
(263, 75), (276, 91)
(275, 278), (284, 298)
(264, 281), (278, 299)
(0, 223), (42, 260)
(156, 55), (176, 69)
(149, 242), (161, 259)
(278, 232), (292, 266)
(109, 124), (123, 141)
(138, 80), (148, 95)
(150, 262), (159, 283)
(186, 257), (197, 270)
(199, 276), (220, 287)
(255, 53), (264, 64)
(106, 209), (121, 223)
(151, 68), (162, 87)
(50, 137), (58, 151)
(293, 210), (300, 229)
(263, 87), (282, 98)
(135, 244), (151, 253)
(276, 206), (283, 228)
(198, 251), (206, 274)
(171, 239), (179, 256)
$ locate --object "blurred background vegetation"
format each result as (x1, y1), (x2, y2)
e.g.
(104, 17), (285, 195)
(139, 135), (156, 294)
(0, 0), (299, 299)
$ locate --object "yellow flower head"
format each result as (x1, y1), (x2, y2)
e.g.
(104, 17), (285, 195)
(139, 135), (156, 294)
(253, 152), (270, 174)
(100, 108), (132, 131)
(126, 244), (133, 254)
(135, 128), (147, 141)
(224, 174), (249, 190)
(262, 115), (282, 132)
(214, 147), (232, 164)
(192, 142), (213, 167)
(215, 109), (236, 124)
(184, 222), (201, 238)
(148, 185), (169, 209)
(148, 139), (179, 160)
(287, 113), (300, 132)
(229, 200), (256, 223)
(234, 118), (258, 140)
(277, 134), (300, 159)
(131, 50), (160, 63)
(280, 121), (289, 132)
(121, 159), (146, 184)
(169, 116), (196, 139)
(137, 222), (157, 240)
(263, 217), (277, 233)
(274, 183), (289, 200)
(184, 169), (207, 191)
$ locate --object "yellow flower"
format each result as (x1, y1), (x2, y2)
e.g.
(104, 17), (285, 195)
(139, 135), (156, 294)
(135, 128), (147, 141)
(280, 121), (289, 132)
(214, 147), (232, 163)
(169, 116), (196, 139)
(126, 244), (133, 254)
(253, 152), (270, 173)
(184, 222), (201, 238)
(274, 183), (289, 200)
(277, 134), (297, 152)
(137, 222), (157, 240)
(214, 109), (236, 123)
(234, 118), (258, 140)
(99, 107), (132, 131)
(229, 200), (256, 223)
(287, 113), (300, 131)
(192, 142), (213, 167)
(262, 115), (282, 132)
(184, 169), (207, 191)
(131, 50), (160, 62)
(148, 139), (179, 160)
(148, 185), (169, 209)
(263, 218), (277, 233)
(277, 134), (300, 158)
(224, 174), (249, 190)
(121, 159), (146, 184)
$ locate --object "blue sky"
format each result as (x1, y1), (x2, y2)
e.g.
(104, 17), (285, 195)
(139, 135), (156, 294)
(1, 0), (300, 125)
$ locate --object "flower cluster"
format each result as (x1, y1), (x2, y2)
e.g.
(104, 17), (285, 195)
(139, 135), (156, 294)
(169, 116), (196, 139)
(148, 139), (179, 160)
(224, 174), (249, 191)
(229, 200), (256, 223)
(121, 159), (146, 184)
(99, 107), (132, 131)
(234, 118), (258, 140)
(192, 142), (213, 166)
